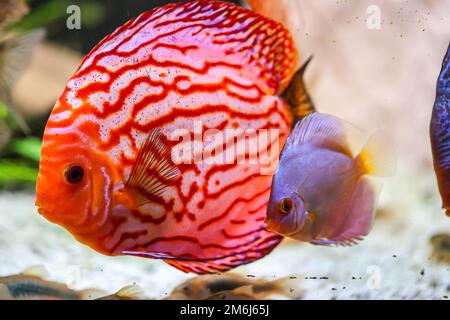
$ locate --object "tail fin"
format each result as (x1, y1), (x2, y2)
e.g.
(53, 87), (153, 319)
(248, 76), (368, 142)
(358, 131), (396, 177)
(0, 284), (13, 300)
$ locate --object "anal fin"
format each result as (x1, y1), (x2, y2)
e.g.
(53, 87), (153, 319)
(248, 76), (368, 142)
(319, 177), (379, 247)
(310, 239), (338, 246)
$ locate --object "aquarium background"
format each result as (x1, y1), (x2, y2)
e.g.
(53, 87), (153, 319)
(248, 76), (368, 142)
(0, 0), (449, 299)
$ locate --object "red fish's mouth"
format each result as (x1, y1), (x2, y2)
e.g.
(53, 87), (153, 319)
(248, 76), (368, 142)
(37, 207), (45, 215)
(36, 206), (57, 223)
(36, 200), (64, 224)
(35, 200), (46, 216)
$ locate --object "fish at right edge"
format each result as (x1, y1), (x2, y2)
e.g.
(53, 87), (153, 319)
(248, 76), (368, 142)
(265, 113), (395, 245)
(430, 43), (450, 217)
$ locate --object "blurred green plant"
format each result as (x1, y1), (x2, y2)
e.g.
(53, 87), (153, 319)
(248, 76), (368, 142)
(0, 103), (8, 118)
(0, 160), (38, 189)
(0, 0), (106, 190)
(7, 137), (41, 162)
(0, 102), (19, 132)
(0, 0), (110, 190)
(0, 103), (41, 190)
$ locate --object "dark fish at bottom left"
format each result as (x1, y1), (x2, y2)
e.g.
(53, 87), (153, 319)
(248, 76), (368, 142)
(0, 266), (104, 300)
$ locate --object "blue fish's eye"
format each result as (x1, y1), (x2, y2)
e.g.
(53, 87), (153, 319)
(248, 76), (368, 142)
(64, 164), (84, 184)
(279, 198), (293, 214)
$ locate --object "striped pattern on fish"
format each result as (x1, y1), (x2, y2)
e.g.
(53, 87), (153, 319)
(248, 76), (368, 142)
(36, 0), (296, 273)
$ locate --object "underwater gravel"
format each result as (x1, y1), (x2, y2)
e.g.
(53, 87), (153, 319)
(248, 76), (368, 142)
(0, 164), (449, 299)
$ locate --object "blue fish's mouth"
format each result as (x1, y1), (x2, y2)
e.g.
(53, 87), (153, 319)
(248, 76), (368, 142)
(264, 217), (278, 232)
(265, 208), (304, 237)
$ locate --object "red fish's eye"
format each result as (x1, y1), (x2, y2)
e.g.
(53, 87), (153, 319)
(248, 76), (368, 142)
(64, 164), (84, 184)
(279, 198), (293, 214)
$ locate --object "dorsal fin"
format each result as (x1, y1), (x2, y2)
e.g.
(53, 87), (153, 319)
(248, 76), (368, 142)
(21, 265), (49, 279)
(141, 0), (297, 94)
(244, 0), (288, 23)
(115, 285), (146, 300)
(125, 128), (180, 207)
(281, 56), (315, 125)
(285, 113), (365, 156)
(201, 1), (297, 94)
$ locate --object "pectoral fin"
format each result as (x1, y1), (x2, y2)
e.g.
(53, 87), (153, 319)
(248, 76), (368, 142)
(125, 128), (180, 207)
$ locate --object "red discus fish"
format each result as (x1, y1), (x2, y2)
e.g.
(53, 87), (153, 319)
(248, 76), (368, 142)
(35, 0), (303, 274)
(430, 43), (450, 216)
